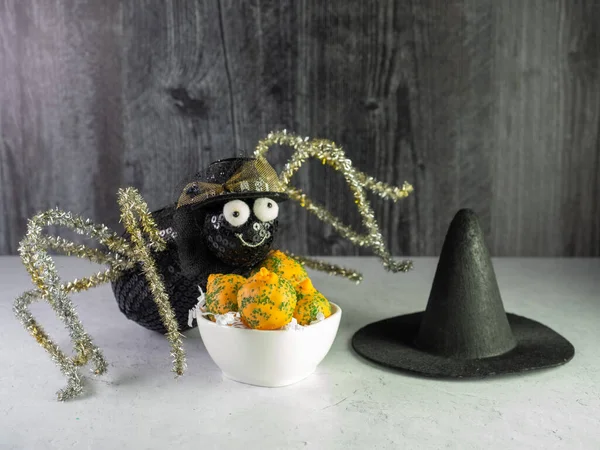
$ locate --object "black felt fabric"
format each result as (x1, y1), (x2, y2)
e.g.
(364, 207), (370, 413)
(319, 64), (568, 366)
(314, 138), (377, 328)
(415, 208), (518, 359)
(352, 312), (575, 377)
(351, 208), (575, 377)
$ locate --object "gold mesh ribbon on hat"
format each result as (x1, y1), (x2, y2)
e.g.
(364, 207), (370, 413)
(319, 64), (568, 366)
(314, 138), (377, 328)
(177, 157), (286, 208)
(13, 130), (413, 401)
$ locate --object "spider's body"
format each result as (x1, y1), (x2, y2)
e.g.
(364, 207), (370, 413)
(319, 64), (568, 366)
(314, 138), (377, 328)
(112, 157), (286, 333)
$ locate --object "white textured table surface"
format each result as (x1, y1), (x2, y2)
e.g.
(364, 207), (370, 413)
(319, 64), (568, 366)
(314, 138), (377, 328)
(1, 256), (599, 450)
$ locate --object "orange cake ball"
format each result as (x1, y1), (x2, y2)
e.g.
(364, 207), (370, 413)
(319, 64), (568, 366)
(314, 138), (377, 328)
(251, 249), (309, 287)
(237, 267), (297, 330)
(205, 273), (247, 315)
(293, 278), (332, 326)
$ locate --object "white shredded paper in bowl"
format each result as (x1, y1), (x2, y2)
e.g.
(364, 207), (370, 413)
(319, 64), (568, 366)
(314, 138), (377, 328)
(188, 286), (326, 331)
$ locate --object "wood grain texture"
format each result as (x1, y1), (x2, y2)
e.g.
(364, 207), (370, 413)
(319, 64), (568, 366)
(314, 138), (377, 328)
(0, 0), (123, 248)
(1, 0), (599, 257)
(491, 0), (600, 257)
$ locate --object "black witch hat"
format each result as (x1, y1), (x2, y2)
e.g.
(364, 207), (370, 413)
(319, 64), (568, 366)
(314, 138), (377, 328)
(352, 209), (575, 377)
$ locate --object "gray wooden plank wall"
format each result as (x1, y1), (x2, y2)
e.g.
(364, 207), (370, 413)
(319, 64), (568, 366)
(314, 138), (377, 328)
(0, 0), (599, 257)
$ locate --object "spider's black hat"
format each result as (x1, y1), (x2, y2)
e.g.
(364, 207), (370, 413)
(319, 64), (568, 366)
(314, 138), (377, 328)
(177, 157), (289, 210)
(352, 209), (575, 378)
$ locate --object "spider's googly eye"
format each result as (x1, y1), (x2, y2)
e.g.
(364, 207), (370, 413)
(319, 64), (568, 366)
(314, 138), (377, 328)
(223, 200), (250, 227)
(253, 197), (279, 222)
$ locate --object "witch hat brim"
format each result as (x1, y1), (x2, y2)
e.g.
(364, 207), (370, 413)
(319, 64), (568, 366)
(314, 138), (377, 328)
(352, 312), (574, 377)
(352, 209), (575, 378)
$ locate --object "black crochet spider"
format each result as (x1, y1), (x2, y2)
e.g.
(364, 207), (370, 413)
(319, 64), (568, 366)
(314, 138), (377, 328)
(111, 157), (287, 333)
(14, 131), (415, 402)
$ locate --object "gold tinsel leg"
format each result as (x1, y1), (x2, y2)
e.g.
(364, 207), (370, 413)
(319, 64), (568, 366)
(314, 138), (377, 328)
(14, 290), (84, 401)
(15, 209), (135, 400)
(13, 189), (185, 401)
(255, 131), (414, 279)
(116, 188), (186, 377)
(283, 251), (363, 284)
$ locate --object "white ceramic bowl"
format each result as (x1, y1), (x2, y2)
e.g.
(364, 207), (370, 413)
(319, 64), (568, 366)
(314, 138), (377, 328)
(197, 303), (342, 387)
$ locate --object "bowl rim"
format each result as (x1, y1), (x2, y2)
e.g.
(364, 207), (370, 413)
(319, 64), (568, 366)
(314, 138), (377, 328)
(197, 302), (342, 333)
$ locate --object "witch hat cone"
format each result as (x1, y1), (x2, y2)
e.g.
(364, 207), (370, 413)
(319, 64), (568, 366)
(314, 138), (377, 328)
(414, 209), (517, 359)
(352, 208), (574, 378)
